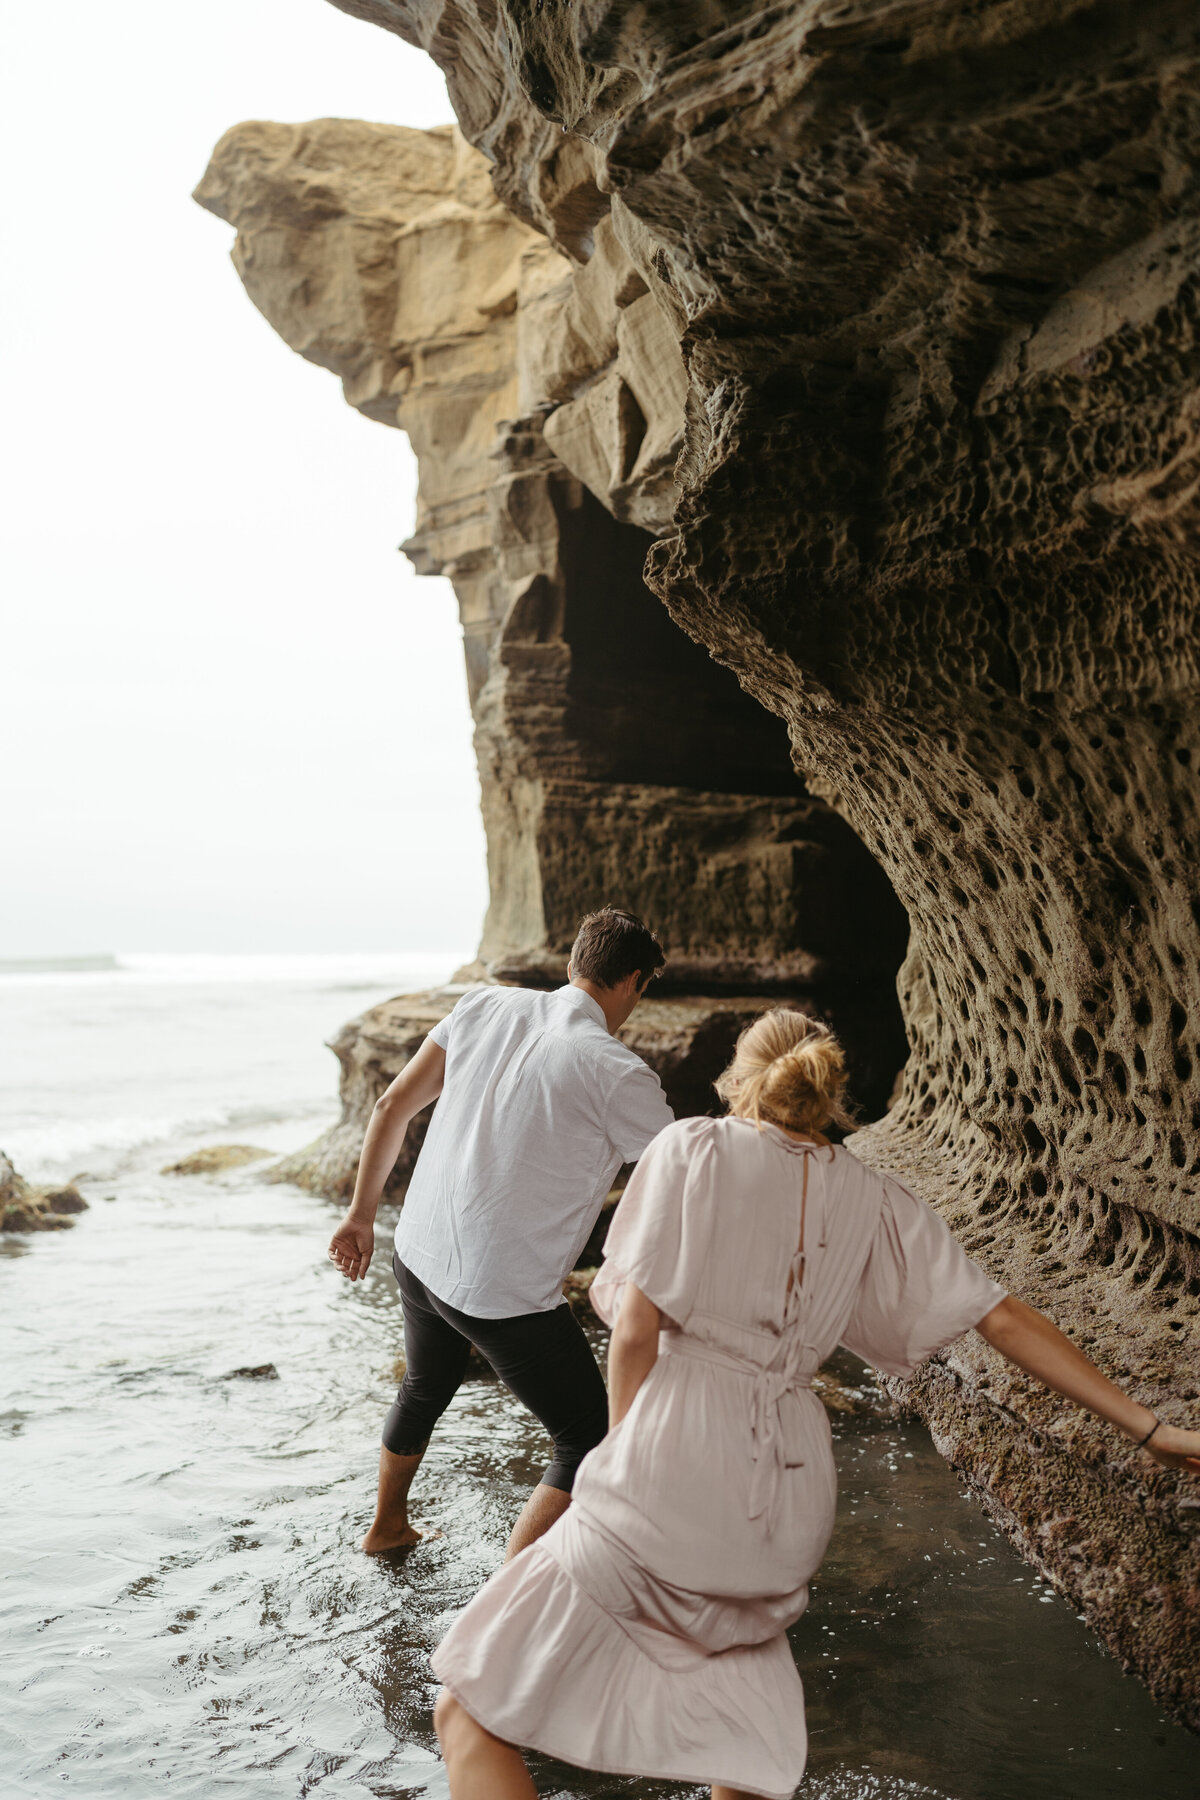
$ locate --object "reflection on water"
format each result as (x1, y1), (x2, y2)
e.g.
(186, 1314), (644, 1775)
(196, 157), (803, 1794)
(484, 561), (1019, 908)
(2, 1147), (1196, 1800)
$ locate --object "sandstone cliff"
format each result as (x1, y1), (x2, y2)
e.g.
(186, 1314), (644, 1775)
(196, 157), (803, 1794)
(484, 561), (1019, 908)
(198, 0), (1200, 1723)
(194, 116), (910, 1103)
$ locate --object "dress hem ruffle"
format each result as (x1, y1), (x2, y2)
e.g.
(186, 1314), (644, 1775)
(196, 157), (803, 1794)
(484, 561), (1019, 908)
(431, 1658), (799, 1800)
(430, 1534), (805, 1800)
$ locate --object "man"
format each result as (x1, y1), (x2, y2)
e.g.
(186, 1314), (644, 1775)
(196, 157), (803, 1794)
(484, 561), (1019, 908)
(328, 906), (674, 1559)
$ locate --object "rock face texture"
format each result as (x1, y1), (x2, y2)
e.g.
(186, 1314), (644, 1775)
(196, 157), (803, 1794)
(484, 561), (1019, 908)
(199, 0), (1200, 1723)
(194, 115), (910, 1117)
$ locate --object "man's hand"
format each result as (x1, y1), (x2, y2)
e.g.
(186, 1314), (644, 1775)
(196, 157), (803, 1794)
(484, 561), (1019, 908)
(327, 1037), (446, 1285)
(329, 1213), (375, 1282)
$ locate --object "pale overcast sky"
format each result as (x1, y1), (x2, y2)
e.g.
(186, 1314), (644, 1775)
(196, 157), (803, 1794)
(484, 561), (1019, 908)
(0, 1), (487, 956)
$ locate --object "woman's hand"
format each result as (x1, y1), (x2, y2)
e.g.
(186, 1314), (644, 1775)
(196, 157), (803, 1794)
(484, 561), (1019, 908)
(328, 1214), (375, 1282)
(1144, 1422), (1200, 1475)
(977, 1296), (1200, 1475)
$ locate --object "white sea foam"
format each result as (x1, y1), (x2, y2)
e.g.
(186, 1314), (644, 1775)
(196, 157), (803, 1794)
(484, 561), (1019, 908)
(4, 1101), (335, 1176)
(0, 950), (464, 991)
(0, 950), (468, 1180)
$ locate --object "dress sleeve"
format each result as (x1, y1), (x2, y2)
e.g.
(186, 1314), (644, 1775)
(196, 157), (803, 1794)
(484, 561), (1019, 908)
(590, 1117), (716, 1331)
(840, 1174), (1007, 1377)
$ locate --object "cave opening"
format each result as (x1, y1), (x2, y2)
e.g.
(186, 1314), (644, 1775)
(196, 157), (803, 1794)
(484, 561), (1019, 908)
(559, 491), (802, 794)
(554, 486), (911, 1120)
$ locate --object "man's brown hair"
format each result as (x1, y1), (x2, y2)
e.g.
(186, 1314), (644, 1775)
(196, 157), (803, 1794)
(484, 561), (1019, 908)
(570, 906), (666, 991)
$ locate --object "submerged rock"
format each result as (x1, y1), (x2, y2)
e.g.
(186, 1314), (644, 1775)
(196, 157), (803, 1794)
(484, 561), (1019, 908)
(0, 1152), (88, 1234)
(161, 1145), (274, 1176)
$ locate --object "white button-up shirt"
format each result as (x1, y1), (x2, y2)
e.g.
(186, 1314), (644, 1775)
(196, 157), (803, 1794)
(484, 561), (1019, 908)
(393, 984), (674, 1317)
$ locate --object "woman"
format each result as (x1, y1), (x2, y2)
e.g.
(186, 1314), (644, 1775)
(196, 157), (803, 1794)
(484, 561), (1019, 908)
(431, 1011), (1200, 1800)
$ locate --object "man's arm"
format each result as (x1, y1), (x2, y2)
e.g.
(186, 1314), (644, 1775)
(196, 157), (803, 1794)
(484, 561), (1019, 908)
(611, 1065), (674, 1164)
(327, 1037), (446, 1282)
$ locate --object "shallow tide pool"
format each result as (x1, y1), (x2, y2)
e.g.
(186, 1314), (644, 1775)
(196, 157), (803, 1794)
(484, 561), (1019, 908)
(3, 1148), (1197, 1800)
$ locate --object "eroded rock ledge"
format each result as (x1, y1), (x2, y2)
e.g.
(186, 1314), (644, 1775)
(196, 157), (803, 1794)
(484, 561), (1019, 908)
(269, 988), (785, 1201)
(199, 0), (1200, 1723)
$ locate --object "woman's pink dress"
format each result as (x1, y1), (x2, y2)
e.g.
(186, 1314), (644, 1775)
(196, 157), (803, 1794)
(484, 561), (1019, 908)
(432, 1115), (1006, 1799)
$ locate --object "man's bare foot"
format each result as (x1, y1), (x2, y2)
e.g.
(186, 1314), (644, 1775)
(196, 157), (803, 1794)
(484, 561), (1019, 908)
(361, 1522), (440, 1553)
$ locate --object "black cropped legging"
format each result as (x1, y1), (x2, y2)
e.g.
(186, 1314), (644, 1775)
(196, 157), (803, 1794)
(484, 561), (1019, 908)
(383, 1253), (609, 1493)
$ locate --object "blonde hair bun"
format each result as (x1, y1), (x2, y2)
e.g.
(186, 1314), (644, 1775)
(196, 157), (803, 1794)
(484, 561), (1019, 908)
(714, 1010), (854, 1137)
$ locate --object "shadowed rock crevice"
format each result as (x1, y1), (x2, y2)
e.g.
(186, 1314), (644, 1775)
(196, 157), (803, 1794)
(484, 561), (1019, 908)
(556, 497), (799, 795)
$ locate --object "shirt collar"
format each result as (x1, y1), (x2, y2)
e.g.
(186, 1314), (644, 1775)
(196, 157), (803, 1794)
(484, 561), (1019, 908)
(555, 983), (609, 1030)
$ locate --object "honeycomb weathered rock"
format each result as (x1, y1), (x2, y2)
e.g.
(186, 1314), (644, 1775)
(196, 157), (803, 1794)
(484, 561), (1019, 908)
(202, 0), (1200, 1722)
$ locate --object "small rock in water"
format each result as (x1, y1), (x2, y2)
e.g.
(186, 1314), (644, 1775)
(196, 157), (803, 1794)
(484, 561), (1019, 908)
(813, 1365), (895, 1420)
(0, 1151), (89, 1233)
(161, 1145), (274, 1176)
(223, 1363), (279, 1380)
(563, 1267), (597, 1316)
(42, 1185), (89, 1215)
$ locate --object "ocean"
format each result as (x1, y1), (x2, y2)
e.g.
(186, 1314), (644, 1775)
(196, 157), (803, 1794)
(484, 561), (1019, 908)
(0, 951), (465, 1182)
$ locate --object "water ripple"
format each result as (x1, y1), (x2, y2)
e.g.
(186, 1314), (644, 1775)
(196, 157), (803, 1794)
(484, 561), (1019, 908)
(1, 1152), (1196, 1799)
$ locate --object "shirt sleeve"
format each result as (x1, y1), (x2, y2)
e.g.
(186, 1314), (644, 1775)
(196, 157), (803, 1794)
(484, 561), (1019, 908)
(427, 985), (488, 1050)
(608, 1062), (675, 1163)
(590, 1117), (716, 1331)
(840, 1174), (1007, 1377)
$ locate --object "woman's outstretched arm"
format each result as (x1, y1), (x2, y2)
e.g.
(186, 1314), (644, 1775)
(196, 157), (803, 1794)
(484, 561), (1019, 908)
(976, 1295), (1200, 1473)
(327, 1037), (446, 1281)
(607, 1283), (662, 1428)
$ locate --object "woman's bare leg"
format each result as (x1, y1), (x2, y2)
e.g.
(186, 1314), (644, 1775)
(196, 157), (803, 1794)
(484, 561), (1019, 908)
(504, 1481), (571, 1561)
(434, 1690), (536, 1799)
(712, 1787), (759, 1800)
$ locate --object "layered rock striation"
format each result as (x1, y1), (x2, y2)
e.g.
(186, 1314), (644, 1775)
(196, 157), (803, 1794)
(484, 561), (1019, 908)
(200, 0), (1200, 1722)
(195, 116), (910, 1109)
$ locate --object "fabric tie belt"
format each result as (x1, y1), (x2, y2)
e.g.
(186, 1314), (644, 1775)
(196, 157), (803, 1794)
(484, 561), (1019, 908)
(664, 1330), (821, 1534)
